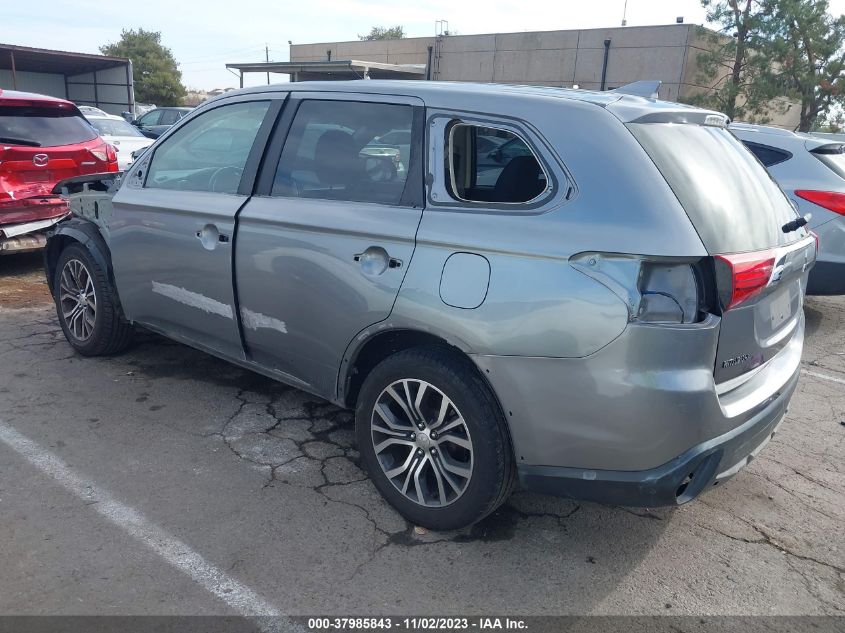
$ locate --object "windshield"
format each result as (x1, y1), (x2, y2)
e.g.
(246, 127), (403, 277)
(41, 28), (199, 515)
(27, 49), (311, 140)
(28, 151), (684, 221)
(0, 105), (98, 147)
(629, 122), (803, 253)
(89, 118), (145, 138)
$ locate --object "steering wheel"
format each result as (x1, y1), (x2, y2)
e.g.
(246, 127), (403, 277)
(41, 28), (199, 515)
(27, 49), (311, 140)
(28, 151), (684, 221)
(209, 166), (244, 193)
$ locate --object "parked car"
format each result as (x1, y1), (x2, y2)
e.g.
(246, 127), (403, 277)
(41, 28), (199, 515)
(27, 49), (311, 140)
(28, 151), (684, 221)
(45, 82), (814, 529)
(76, 105), (110, 118)
(732, 123), (845, 294)
(85, 114), (154, 171)
(131, 107), (192, 139)
(361, 128), (412, 177)
(0, 89), (118, 254)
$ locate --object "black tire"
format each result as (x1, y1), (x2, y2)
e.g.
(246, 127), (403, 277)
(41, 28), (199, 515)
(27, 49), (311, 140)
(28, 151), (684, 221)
(53, 243), (133, 356)
(355, 346), (515, 530)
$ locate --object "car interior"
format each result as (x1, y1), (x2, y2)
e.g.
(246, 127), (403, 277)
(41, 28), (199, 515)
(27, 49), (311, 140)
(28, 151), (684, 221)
(145, 101), (270, 194)
(272, 100), (414, 206)
(447, 123), (547, 204)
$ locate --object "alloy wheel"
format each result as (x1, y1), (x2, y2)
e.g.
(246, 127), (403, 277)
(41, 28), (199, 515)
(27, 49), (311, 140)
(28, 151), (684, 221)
(371, 379), (473, 507)
(59, 258), (97, 341)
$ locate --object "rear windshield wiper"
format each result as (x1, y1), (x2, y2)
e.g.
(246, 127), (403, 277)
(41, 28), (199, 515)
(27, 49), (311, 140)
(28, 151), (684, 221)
(782, 214), (810, 233)
(0, 136), (42, 147)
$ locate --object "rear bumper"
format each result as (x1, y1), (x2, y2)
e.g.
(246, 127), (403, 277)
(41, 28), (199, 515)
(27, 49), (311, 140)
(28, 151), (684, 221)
(0, 206), (70, 254)
(517, 365), (797, 506)
(0, 231), (49, 254)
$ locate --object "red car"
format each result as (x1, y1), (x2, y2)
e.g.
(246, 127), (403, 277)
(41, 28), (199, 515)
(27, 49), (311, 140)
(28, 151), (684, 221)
(1, 90), (118, 253)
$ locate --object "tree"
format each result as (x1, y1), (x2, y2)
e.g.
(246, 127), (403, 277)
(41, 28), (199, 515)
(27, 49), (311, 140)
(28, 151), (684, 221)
(686, 1), (775, 121)
(100, 29), (186, 106)
(358, 26), (405, 41)
(758, 0), (845, 131)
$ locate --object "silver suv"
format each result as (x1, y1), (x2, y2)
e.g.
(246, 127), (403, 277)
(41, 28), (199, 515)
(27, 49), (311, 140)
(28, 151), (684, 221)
(731, 123), (845, 295)
(45, 82), (815, 530)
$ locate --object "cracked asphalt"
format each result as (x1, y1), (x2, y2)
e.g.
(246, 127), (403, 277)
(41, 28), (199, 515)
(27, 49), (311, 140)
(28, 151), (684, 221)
(0, 251), (843, 617)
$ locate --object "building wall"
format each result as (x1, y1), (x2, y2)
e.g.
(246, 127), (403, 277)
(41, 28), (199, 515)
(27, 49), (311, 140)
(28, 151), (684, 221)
(66, 66), (133, 116)
(291, 25), (696, 102)
(0, 62), (132, 116)
(291, 24), (800, 128)
(0, 69), (66, 98)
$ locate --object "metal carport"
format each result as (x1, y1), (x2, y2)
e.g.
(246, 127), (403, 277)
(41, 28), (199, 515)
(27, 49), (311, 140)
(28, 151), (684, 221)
(0, 44), (134, 116)
(224, 59), (426, 86)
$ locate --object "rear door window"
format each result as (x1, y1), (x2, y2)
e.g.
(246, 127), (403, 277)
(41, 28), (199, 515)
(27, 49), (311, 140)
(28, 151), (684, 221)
(138, 110), (162, 126)
(159, 110), (182, 125)
(145, 100), (271, 193)
(629, 122), (801, 253)
(272, 99), (415, 205)
(0, 105), (97, 147)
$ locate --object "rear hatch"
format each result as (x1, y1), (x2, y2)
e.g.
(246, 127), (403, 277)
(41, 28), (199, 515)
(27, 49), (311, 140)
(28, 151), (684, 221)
(628, 116), (816, 388)
(0, 101), (111, 205)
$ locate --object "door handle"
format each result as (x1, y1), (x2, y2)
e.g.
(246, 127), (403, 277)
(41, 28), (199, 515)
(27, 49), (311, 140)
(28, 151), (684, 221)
(195, 224), (229, 250)
(353, 246), (401, 276)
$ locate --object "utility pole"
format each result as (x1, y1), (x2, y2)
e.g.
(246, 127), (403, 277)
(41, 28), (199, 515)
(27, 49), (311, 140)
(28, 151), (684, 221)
(265, 44), (270, 85)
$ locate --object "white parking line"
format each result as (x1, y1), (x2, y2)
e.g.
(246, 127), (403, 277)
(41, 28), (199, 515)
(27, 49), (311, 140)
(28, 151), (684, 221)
(803, 369), (845, 386)
(0, 421), (282, 620)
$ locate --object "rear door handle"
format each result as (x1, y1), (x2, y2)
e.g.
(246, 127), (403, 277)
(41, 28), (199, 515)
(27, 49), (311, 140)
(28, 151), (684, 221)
(353, 246), (401, 275)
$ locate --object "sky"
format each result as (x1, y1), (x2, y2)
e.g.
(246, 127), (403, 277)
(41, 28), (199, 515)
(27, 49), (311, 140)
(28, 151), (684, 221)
(4, 0), (845, 90)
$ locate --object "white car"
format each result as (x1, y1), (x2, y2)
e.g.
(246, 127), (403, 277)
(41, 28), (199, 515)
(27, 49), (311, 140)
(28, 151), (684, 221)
(77, 105), (110, 117)
(85, 115), (154, 171)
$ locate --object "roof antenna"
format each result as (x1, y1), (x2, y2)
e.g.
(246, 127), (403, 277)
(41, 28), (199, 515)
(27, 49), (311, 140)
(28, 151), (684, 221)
(621, 0), (628, 26)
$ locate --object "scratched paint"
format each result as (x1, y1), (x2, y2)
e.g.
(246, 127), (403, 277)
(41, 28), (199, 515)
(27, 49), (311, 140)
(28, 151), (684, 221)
(151, 281), (233, 319)
(241, 307), (288, 334)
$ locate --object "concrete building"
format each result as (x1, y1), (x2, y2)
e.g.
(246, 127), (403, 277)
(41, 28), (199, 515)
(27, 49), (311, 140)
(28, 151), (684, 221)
(227, 23), (798, 127)
(0, 44), (134, 116)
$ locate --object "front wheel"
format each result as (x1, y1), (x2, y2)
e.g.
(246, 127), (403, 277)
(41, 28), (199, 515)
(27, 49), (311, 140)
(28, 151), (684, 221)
(355, 347), (515, 530)
(54, 243), (133, 356)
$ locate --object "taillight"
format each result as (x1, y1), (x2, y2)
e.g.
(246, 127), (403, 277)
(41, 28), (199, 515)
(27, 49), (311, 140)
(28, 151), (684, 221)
(90, 143), (119, 171)
(571, 253), (707, 324)
(794, 190), (845, 215)
(714, 251), (776, 310)
(637, 261), (702, 323)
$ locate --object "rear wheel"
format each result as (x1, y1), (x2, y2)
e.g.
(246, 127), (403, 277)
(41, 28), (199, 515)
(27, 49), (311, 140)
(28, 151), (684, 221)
(54, 243), (133, 356)
(355, 347), (515, 530)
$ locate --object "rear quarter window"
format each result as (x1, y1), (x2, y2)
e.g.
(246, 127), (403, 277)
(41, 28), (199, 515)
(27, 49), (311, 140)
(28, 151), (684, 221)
(741, 141), (792, 167)
(629, 122), (801, 253)
(0, 105), (97, 147)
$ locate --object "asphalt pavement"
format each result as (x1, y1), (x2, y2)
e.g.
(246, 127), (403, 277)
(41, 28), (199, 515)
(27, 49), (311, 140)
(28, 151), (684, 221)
(0, 252), (842, 620)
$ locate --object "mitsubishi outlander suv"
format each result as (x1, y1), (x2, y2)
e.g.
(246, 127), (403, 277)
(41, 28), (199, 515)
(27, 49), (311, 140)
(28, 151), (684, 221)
(45, 82), (815, 530)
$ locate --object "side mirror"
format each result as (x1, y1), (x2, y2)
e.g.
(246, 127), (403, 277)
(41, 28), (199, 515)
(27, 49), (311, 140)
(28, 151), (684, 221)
(131, 119), (141, 127)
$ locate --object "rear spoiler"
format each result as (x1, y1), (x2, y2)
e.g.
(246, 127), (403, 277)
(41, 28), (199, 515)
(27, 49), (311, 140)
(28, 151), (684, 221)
(809, 142), (845, 155)
(610, 80), (662, 99)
